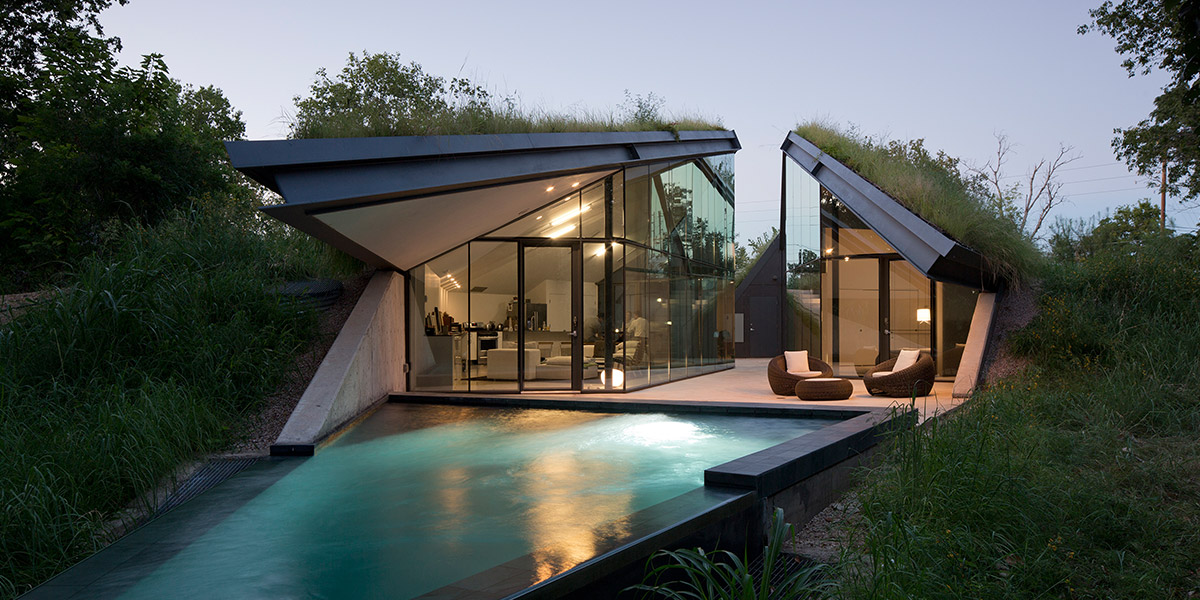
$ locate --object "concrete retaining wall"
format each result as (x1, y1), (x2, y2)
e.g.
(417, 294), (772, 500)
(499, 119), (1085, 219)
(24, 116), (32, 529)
(953, 291), (997, 398)
(271, 270), (406, 456)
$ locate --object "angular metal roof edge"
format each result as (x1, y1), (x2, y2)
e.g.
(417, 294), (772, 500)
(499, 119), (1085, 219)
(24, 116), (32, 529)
(781, 132), (996, 290)
(228, 130), (738, 205)
(226, 129), (739, 170)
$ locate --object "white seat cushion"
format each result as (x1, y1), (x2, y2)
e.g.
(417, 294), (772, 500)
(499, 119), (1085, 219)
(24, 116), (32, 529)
(893, 349), (920, 372)
(806, 377), (842, 382)
(784, 350), (809, 374)
(544, 355), (572, 366)
(790, 370), (823, 378)
(872, 371), (893, 376)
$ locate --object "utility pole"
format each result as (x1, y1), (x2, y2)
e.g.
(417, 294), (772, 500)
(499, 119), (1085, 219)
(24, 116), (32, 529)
(1161, 160), (1167, 230)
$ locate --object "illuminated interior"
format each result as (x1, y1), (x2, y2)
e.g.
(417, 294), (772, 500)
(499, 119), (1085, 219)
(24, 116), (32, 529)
(409, 155), (737, 392)
(783, 160), (978, 379)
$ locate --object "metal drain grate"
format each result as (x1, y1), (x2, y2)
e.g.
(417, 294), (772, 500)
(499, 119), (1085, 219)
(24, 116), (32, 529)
(153, 457), (259, 518)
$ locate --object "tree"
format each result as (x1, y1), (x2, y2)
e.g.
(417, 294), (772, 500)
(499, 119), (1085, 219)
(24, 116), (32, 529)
(1048, 200), (1166, 260)
(0, 30), (248, 284)
(289, 52), (499, 139)
(966, 134), (1081, 239)
(1081, 0), (1200, 200)
(1, 0), (126, 170)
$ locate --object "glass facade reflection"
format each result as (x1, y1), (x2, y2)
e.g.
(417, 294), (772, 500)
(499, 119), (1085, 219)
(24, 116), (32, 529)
(409, 156), (735, 393)
(783, 160), (979, 379)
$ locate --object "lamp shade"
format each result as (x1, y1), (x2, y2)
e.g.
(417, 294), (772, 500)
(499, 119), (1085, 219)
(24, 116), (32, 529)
(916, 308), (931, 323)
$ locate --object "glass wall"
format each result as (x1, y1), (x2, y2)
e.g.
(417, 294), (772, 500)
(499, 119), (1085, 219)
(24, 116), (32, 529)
(408, 156), (735, 393)
(784, 159), (979, 379)
(623, 159), (735, 389)
(783, 159), (821, 353)
(467, 242), (518, 392)
(409, 246), (470, 391)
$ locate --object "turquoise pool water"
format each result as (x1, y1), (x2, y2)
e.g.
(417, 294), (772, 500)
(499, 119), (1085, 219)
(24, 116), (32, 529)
(116, 404), (828, 599)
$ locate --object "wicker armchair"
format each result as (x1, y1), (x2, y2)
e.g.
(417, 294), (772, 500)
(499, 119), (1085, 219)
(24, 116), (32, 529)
(863, 353), (936, 397)
(767, 354), (834, 395)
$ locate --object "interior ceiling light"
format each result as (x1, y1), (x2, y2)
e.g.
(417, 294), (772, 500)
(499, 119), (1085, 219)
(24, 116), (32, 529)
(571, 182), (580, 188)
(550, 204), (590, 227)
(592, 242), (621, 257)
(825, 248), (833, 254)
(546, 186), (555, 192)
(548, 224), (576, 238)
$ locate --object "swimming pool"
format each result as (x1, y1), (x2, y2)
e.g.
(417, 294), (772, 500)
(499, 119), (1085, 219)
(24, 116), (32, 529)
(39, 403), (832, 599)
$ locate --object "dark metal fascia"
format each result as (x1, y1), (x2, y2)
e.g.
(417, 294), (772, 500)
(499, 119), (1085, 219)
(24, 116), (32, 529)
(780, 132), (993, 290)
(225, 130), (740, 209)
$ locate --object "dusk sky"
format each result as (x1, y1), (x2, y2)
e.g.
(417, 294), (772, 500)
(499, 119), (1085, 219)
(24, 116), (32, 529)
(100, 0), (1192, 240)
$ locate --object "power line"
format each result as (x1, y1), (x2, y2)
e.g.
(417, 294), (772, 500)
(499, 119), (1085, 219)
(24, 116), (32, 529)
(1060, 174), (1150, 185)
(1059, 161), (1128, 173)
(997, 161), (1127, 180)
(1070, 184), (1152, 196)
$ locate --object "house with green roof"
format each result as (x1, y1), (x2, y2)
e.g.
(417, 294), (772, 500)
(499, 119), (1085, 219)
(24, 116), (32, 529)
(736, 127), (1023, 393)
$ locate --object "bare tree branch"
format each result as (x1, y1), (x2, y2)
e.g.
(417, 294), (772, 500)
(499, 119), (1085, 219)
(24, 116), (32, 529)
(1027, 144), (1080, 238)
(967, 133), (1081, 239)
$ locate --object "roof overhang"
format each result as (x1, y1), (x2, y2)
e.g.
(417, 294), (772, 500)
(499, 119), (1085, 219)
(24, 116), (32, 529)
(781, 132), (996, 291)
(227, 130), (740, 270)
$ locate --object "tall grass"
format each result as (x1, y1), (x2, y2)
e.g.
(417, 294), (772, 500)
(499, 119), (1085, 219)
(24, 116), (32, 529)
(630, 508), (830, 599)
(0, 206), (359, 597)
(295, 103), (726, 139)
(837, 235), (1200, 598)
(793, 122), (1041, 285)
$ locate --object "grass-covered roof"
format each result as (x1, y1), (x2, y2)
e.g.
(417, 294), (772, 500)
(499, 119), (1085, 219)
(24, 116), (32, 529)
(793, 121), (1040, 285)
(289, 53), (725, 139)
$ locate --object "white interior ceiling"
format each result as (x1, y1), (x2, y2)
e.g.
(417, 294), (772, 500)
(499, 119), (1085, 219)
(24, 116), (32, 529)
(315, 170), (613, 270)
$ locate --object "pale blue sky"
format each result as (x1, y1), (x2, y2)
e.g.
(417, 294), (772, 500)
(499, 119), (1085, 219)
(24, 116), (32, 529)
(100, 0), (1191, 239)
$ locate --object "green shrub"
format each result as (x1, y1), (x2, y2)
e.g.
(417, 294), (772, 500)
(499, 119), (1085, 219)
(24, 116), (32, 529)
(0, 207), (358, 596)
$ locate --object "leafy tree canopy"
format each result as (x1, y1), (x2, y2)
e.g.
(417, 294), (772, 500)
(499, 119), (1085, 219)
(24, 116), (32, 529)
(0, 3), (249, 290)
(290, 52), (498, 138)
(1081, 0), (1200, 200)
(1, 0), (125, 160)
(1048, 200), (1170, 260)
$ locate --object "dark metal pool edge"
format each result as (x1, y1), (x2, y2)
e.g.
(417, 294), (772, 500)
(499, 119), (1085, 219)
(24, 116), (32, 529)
(705, 407), (916, 496)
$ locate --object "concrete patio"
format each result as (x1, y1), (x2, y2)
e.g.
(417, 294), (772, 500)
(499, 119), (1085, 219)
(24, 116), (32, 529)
(404, 358), (961, 423)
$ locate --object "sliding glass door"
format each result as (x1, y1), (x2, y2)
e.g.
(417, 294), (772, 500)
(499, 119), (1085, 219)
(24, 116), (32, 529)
(520, 243), (582, 391)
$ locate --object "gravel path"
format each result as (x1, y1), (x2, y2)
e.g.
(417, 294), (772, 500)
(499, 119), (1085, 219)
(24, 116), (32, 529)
(0, 290), (55, 325)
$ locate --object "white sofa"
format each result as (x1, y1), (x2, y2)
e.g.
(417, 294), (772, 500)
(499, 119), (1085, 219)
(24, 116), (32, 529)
(485, 348), (540, 380)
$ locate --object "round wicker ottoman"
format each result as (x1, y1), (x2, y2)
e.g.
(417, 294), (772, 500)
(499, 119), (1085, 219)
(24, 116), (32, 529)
(794, 377), (853, 401)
